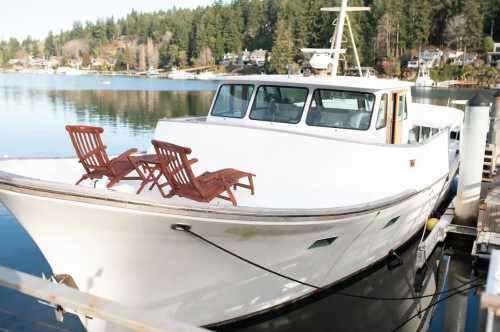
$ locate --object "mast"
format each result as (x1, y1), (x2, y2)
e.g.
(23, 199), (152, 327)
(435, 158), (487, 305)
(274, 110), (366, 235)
(330, 0), (348, 77)
(321, 2), (370, 77)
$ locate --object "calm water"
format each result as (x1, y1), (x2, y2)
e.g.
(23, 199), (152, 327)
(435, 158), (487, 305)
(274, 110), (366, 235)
(0, 73), (490, 331)
(0, 73), (216, 157)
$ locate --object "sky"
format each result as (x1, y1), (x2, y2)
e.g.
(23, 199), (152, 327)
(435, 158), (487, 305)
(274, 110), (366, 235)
(0, 0), (214, 41)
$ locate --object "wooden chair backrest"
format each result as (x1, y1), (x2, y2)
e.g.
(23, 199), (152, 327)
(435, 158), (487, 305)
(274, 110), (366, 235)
(151, 140), (201, 194)
(66, 125), (110, 173)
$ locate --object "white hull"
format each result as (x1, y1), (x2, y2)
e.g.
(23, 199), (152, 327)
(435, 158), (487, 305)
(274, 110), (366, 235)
(167, 71), (195, 80)
(195, 72), (217, 80)
(0, 74), (463, 331)
(0, 170), (451, 331)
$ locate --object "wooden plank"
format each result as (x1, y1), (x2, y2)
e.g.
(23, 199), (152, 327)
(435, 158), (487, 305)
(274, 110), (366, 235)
(0, 265), (206, 332)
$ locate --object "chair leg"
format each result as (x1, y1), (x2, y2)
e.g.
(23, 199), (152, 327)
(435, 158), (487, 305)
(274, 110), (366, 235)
(248, 175), (255, 195)
(136, 173), (152, 194)
(149, 172), (162, 191)
(106, 177), (121, 188)
(226, 187), (237, 206)
(75, 175), (88, 186)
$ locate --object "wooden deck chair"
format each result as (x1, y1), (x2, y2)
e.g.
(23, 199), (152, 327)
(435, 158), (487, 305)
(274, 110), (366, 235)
(66, 125), (143, 188)
(151, 140), (255, 206)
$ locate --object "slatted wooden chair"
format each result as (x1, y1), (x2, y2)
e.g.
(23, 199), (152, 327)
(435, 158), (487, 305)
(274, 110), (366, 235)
(66, 125), (143, 188)
(151, 139), (255, 206)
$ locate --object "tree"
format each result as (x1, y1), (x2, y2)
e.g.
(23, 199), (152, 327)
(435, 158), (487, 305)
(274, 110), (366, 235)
(138, 44), (146, 71)
(146, 37), (159, 68)
(269, 19), (294, 74)
(444, 14), (467, 48)
(62, 39), (89, 61)
(196, 47), (213, 65)
(408, 0), (431, 48)
(463, 0), (484, 51)
(124, 42), (137, 70)
(483, 36), (495, 54)
(44, 31), (57, 57)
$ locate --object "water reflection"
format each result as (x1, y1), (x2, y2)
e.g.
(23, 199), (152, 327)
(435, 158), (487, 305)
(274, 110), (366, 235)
(218, 240), (445, 332)
(0, 87), (215, 157)
(49, 90), (215, 129)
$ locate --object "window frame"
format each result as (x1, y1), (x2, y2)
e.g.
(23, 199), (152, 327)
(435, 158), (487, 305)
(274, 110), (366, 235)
(248, 84), (309, 124)
(376, 93), (388, 130)
(210, 83), (255, 119)
(305, 88), (376, 131)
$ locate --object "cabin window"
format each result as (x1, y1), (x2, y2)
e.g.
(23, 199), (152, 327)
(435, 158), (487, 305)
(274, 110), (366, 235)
(450, 130), (460, 140)
(211, 84), (254, 118)
(376, 94), (388, 129)
(306, 89), (375, 130)
(421, 127), (431, 140)
(409, 126), (439, 143)
(398, 94), (408, 120)
(249, 85), (308, 124)
(408, 126), (420, 143)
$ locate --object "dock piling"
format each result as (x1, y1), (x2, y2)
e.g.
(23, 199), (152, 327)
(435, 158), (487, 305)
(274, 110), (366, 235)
(495, 89), (500, 163)
(455, 93), (491, 223)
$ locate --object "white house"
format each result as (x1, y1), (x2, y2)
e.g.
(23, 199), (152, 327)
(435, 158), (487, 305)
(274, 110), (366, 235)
(249, 49), (266, 66)
(487, 42), (500, 67)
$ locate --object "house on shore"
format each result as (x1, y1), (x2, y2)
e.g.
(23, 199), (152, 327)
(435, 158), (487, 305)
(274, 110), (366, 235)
(249, 49), (266, 67)
(487, 42), (500, 67)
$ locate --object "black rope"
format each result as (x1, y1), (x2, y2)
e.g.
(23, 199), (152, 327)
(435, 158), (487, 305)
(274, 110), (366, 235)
(177, 225), (321, 290)
(391, 283), (483, 331)
(173, 224), (483, 301)
(336, 278), (480, 301)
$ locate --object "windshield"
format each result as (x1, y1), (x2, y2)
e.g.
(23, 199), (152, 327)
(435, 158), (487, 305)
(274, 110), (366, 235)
(306, 89), (375, 130)
(211, 84), (254, 118)
(249, 85), (308, 124)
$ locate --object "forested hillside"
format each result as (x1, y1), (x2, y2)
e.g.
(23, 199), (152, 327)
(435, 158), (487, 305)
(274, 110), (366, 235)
(1, 0), (499, 73)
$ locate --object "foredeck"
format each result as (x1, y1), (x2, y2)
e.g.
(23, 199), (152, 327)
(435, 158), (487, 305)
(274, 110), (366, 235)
(0, 119), (452, 213)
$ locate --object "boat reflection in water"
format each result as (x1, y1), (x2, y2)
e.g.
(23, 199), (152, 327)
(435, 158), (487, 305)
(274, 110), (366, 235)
(217, 239), (437, 332)
(221, 238), (478, 332)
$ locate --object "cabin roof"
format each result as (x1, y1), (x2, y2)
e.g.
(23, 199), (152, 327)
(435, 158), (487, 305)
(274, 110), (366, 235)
(220, 75), (413, 91)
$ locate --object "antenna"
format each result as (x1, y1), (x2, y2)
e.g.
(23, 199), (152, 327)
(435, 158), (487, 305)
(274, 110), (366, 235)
(321, 1), (370, 77)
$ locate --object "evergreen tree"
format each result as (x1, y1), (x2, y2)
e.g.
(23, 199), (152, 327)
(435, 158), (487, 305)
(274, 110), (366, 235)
(408, 0), (431, 49)
(44, 31), (57, 57)
(463, 0), (484, 51)
(270, 19), (294, 74)
(1, 0), (497, 72)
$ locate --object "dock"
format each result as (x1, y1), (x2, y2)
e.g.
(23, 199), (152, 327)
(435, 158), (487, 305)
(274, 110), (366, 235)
(412, 89), (500, 331)
(437, 80), (479, 88)
(0, 265), (206, 332)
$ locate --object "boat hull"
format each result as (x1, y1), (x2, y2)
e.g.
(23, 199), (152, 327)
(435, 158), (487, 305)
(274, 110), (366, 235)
(0, 173), (449, 331)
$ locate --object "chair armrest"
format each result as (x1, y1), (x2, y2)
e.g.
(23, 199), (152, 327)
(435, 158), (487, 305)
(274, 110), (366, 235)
(110, 148), (138, 167)
(188, 158), (198, 165)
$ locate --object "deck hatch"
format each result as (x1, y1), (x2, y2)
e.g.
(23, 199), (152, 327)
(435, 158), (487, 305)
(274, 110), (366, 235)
(308, 237), (337, 249)
(383, 216), (400, 229)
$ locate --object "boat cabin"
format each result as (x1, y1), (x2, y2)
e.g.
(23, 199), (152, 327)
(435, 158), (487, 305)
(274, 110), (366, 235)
(206, 75), (449, 145)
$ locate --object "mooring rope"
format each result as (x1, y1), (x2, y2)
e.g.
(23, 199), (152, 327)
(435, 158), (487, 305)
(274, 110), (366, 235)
(392, 283), (483, 331)
(172, 224), (482, 301)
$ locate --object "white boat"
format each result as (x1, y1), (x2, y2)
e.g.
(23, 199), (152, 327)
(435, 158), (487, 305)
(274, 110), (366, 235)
(167, 68), (195, 80)
(0, 74), (462, 331)
(195, 71), (217, 80)
(56, 66), (85, 76)
(415, 66), (435, 88)
(0, 2), (463, 331)
(147, 66), (160, 77)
